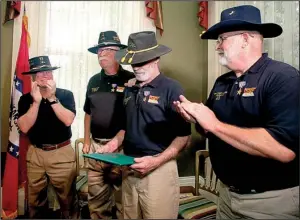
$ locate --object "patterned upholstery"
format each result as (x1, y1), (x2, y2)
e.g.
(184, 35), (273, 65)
(178, 150), (219, 219)
(179, 193), (217, 219)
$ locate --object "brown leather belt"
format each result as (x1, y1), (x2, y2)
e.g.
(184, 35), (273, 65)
(36, 140), (71, 151)
(92, 137), (111, 145)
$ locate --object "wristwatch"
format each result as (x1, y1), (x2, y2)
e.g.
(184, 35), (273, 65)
(49, 98), (60, 105)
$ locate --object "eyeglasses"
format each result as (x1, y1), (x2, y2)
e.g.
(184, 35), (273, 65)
(98, 48), (119, 54)
(216, 31), (255, 45)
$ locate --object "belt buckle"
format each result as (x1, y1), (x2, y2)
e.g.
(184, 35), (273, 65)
(42, 144), (58, 150)
(229, 186), (238, 193)
(53, 144), (59, 149)
(229, 186), (257, 194)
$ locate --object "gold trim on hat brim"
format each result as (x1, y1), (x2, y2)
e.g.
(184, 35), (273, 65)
(115, 44), (171, 65)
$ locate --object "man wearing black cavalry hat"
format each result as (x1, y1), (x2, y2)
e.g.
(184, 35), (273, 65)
(17, 55), (77, 218)
(83, 30), (134, 219)
(174, 5), (299, 218)
(99, 31), (191, 219)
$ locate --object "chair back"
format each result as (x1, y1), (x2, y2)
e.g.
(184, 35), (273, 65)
(195, 150), (220, 198)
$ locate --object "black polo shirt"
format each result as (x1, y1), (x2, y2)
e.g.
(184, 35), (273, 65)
(204, 53), (299, 191)
(18, 88), (76, 145)
(84, 66), (133, 139)
(122, 73), (191, 157)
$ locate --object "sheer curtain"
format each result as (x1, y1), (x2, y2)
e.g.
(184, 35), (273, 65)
(12, 2), (156, 143)
(206, 1), (299, 93)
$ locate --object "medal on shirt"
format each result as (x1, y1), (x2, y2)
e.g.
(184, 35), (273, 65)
(143, 91), (150, 101)
(111, 84), (117, 92)
(237, 81), (246, 95)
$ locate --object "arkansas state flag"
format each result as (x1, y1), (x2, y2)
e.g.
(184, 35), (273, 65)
(1, 8), (31, 219)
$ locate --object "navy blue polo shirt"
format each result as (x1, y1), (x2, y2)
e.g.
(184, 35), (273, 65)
(204, 53), (299, 191)
(18, 88), (76, 145)
(122, 73), (191, 157)
(84, 67), (133, 139)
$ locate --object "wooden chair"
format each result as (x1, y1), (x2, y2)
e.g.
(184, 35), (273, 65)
(74, 138), (89, 218)
(195, 150), (220, 203)
(178, 150), (219, 219)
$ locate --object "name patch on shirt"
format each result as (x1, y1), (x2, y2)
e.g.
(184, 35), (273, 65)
(116, 86), (125, 93)
(242, 87), (256, 97)
(214, 91), (227, 100)
(148, 95), (160, 104)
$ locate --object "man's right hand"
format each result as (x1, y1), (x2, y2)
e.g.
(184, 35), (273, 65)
(82, 141), (91, 154)
(31, 82), (42, 104)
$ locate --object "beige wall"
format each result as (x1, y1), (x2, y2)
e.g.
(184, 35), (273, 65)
(1, 1), (14, 152)
(156, 2), (208, 176)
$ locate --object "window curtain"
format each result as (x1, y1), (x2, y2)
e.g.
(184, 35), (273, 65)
(206, 1), (299, 94)
(11, 1), (156, 143)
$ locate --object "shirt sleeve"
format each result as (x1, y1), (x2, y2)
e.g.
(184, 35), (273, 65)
(83, 79), (92, 115)
(168, 82), (191, 137)
(18, 94), (31, 118)
(60, 90), (76, 115)
(263, 67), (299, 152)
(120, 87), (130, 130)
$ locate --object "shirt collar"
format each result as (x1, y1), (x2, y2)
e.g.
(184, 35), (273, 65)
(247, 53), (270, 74)
(100, 65), (124, 80)
(222, 53), (270, 81)
(134, 73), (164, 88)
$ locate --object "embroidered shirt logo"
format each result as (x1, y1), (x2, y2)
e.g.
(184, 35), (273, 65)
(124, 96), (131, 105)
(214, 91), (227, 100)
(91, 87), (99, 92)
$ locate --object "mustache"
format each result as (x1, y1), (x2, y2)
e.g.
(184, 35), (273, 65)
(37, 85), (48, 89)
(133, 71), (145, 75)
(98, 56), (109, 61)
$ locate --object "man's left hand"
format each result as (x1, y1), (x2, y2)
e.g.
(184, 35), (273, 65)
(46, 80), (56, 100)
(130, 156), (160, 175)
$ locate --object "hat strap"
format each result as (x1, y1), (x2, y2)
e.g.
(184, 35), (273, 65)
(121, 44), (159, 64)
(30, 65), (52, 70)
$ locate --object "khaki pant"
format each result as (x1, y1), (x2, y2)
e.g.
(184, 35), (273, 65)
(122, 159), (179, 219)
(86, 139), (122, 219)
(26, 144), (77, 219)
(217, 182), (299, 219)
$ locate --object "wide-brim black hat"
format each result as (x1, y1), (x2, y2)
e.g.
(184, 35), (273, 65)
(115, 31), (171, 65)
(22, 56), (60, 75)
(88, 30), (127, 54)
(201, 5), (282, 39)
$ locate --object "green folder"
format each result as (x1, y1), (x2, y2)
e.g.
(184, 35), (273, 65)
(83, 153), (135, 166)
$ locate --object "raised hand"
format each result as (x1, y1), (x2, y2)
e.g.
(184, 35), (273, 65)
(31, 82), (42, 104)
